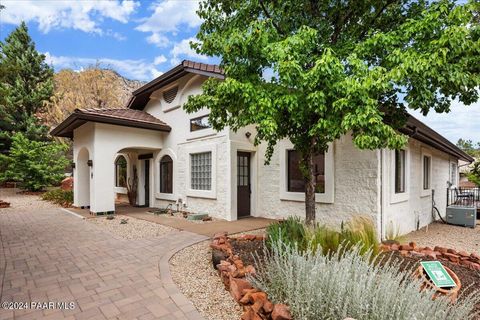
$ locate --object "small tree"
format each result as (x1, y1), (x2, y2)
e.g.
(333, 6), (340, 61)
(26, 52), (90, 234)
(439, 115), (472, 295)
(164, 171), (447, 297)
(185, 0), (480, 223)
(0, 133), (69, 191)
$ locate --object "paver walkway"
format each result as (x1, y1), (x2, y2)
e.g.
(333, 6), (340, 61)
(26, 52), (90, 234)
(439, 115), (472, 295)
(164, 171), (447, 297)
(0, 207), (208, 320)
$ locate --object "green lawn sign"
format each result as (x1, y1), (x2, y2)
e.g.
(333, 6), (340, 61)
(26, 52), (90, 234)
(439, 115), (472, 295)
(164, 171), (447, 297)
(420, 261), (456, 288)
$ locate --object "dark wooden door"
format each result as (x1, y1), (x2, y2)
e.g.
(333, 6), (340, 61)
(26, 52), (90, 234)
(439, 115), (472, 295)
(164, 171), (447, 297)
(237, 152), (251, 218)
(144, 160), (150, 207)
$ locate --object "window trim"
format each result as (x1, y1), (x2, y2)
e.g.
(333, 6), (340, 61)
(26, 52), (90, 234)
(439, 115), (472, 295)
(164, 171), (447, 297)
(155, 149), (177, 201)
(190, 114), (211, 132)
(186, 144), (217, 199)
(279, 140), (334, 203)
(390, 148), (410, 204)
(159, 155), (173, 194)
(450, 161), (458, 187)
(287, 149), (326, 194)
(114, 155), (128, 189)
(421, 150), (432, 197)
(394, 149), (406, 194)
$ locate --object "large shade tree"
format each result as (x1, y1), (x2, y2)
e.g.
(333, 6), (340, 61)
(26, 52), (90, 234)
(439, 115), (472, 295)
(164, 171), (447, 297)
(0, 22), (54, 153)
(185, 0), (480, 223)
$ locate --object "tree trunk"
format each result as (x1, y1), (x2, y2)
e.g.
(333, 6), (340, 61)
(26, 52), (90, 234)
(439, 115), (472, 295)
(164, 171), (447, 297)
(304, 149), (316, 225)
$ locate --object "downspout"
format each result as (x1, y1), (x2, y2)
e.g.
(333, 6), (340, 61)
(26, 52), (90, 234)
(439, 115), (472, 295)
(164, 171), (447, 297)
(379, 149), (384, 240)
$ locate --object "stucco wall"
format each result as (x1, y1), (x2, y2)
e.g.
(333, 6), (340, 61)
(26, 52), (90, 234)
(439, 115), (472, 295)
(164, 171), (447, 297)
(382, 138), (455, 236)
(254, 134), (380, 229)
(145, 73), (231, 220)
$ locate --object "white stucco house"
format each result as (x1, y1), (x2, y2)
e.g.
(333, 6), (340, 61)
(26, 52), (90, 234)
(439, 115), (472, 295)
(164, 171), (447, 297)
(52, 60), (474, 237)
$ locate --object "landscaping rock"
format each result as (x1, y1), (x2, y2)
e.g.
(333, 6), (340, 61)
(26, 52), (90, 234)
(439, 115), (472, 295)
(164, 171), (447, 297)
(241, 306), (262, 320)
(271, 304), (292, 320)
(230, 277), (253, 302)
(61, 177), (73, 191)
(213, 249), (230, 269)
(263, 300), (274, 313)
(0, 200), (11, 208)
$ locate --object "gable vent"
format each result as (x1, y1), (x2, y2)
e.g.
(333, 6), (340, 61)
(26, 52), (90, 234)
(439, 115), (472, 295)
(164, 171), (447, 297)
(163, 86), (178, 104)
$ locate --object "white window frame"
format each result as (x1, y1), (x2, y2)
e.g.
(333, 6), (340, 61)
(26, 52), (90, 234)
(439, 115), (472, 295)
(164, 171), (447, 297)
(155, 148), (177, 201)
(450, 161), (458, 187)
(390, 148), (410, 204)
(279, 140), (334, 203)
(421, 150), (432, 197)
(186, 144), (217, 199)
(113, 154), (128, 194)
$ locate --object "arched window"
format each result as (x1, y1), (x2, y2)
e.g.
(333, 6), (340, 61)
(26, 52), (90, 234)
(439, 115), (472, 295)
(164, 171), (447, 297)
(160, 155), (173, 193)
(115, 156), (127, 187)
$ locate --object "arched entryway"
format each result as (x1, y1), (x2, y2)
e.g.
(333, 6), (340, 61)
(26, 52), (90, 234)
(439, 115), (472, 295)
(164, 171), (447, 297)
(75, 148), (90, 207)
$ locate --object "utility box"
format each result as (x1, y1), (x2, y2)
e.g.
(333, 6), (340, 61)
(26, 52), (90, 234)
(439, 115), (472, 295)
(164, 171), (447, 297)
(446, 206), (477, 228)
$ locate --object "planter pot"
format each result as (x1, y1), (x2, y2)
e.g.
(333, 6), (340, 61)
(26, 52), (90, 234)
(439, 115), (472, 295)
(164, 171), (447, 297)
(415, 265), (461, 303)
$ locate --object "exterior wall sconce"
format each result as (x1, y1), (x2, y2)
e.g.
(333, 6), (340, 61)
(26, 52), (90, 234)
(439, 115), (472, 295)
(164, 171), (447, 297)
(245, 132), (251, 138)
(87, 160), (93, 167)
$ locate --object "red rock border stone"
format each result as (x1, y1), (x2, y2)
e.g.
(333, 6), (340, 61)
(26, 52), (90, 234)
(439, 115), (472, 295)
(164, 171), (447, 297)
(211, 232), (293, 320)
(0, 200), (10, 208)
(381, 241), (480, 271)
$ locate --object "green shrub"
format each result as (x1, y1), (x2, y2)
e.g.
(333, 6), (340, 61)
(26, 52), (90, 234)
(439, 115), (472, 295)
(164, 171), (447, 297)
(250, 240), (479, 320)
(266, 217), (307, 251)
(41, 189), (73, 207)
(0, 133), (69, 191)
(266, 215), (379, 256)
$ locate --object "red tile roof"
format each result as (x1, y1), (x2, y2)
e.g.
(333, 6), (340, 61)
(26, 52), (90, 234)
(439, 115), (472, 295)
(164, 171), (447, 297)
(51, 108), (170, 138)
(76, 108), (169, 127)
(182, 60), (223, 75)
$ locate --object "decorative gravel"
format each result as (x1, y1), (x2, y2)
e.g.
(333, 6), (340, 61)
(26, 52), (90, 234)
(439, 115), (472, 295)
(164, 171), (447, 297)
(87, 215), (176, 240)
(405, 221), (480, 254)
(170, 240), (243, 320)
(0, 188), (58, 211)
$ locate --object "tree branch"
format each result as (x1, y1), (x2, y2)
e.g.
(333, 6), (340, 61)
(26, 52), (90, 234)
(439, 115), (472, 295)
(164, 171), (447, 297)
(359, 0), (399, 40)
(259, 0), (285, 35)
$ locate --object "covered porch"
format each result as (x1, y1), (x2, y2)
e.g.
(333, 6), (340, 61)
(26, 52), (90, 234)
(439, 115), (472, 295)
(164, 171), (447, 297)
(51, 108), (171, 214)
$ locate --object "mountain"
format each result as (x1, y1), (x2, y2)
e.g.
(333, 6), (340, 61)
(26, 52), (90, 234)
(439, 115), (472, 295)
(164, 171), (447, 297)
(42, 67), (146, 128)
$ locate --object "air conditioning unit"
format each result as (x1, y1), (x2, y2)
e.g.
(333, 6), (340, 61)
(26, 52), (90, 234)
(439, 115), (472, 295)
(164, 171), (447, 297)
(446, 206), (477, 228)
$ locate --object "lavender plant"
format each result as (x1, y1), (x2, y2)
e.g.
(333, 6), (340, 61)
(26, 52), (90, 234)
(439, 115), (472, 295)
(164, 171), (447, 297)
(250, 240), (478, 320)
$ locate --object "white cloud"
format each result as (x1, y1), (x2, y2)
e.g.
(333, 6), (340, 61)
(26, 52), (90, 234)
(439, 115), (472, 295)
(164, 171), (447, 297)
(44, 52), (159, 81)
(170, 37), (207, 65)
(136, 0), (201, 46)
(146, 33), (170, 48)
(409, 100), (480, 143)
(154, 55), (167, 65)
(1, 0), (138, 35)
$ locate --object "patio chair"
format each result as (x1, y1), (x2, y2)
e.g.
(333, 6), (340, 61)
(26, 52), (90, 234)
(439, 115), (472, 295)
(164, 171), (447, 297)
(453, 188), (474, 206)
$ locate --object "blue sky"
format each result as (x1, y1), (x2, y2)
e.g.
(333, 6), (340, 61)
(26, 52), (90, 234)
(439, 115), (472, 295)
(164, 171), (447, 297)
(0, 0), (478, 144)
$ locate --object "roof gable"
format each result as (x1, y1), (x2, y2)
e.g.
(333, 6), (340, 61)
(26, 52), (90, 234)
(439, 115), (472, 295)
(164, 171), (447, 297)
(127, 60), (224, 110)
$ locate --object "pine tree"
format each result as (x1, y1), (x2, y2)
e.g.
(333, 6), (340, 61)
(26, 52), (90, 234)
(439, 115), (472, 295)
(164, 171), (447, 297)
(0, 22), (54, 153)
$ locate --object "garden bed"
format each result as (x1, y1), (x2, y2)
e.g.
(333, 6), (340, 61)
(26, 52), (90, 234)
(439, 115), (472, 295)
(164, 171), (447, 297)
(87, 215), (175, 240)
(379, 250), (480, 317)
(148, 208), (218, 223)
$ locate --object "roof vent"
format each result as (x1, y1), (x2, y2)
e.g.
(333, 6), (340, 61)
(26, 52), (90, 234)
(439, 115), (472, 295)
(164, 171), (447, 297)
(163, 86), (178, 104)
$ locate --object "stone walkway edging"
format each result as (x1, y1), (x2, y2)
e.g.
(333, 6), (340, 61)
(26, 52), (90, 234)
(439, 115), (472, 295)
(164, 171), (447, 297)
(60, 207), (85, 219)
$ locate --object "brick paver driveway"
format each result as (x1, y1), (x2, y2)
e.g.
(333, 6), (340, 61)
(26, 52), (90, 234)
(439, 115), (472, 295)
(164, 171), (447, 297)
(0, 207), (208, 320)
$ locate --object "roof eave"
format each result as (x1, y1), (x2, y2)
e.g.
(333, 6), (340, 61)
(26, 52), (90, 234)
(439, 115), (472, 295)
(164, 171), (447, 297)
(50, 112), (171, 138)
(401, 115), (474, 163)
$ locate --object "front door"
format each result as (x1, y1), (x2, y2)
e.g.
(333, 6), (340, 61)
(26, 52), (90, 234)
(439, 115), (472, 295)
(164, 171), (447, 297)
(237, 152), (251, 218)
(144, 159), (150, 207)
